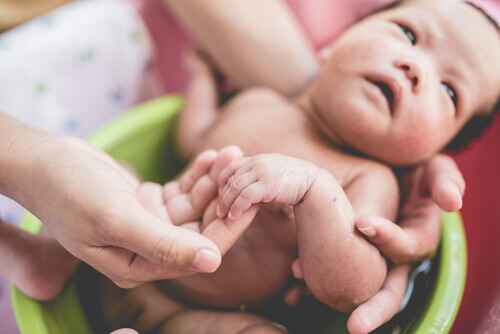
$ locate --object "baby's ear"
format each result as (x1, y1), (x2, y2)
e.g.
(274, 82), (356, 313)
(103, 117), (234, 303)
(317, 44), (333, 66)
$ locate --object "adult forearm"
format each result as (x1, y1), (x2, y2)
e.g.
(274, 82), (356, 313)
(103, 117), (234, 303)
(162, 0), (319, 96)
(0, 111), (53, 203)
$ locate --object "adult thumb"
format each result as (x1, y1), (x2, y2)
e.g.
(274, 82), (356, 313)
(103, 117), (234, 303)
(112, 206), (221, 273)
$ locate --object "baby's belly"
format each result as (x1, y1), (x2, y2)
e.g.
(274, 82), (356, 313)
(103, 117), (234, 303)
(157, 204), (298, 308)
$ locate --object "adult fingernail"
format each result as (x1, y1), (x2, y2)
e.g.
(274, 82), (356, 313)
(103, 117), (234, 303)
(358, 226), (377, 238)
(193, 248), (219, 273)
(270, 322), (289, 333)
(438, 176), (462, 210)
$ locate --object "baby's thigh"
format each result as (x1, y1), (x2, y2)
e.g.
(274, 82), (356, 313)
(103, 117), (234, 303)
(100, 277), (286, 334)
(100, 278), (184, 333)
(160, 309), (287, 334)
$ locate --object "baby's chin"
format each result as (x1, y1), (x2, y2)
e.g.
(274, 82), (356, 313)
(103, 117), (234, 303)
(365, 148), (434, 167)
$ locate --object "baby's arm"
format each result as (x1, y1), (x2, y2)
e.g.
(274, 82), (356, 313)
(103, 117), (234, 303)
(216, 154), (392, 312)
(176, 52), (220, 160)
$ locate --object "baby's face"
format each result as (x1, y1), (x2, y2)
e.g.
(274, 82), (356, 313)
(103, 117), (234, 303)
(311, 0), (500, 165)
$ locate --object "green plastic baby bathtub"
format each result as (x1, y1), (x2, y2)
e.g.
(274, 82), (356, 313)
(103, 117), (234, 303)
(12, 96), (467, 334)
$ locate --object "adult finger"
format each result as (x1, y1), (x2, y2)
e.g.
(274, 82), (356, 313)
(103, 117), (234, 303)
(284, 285), (304, 307)
(110, 203), (222, 274)
(347, 264), (412, 334)
(208, 145), (244, 182)
(86, 241), (196, 288)
(356, 212), (440, 263)
(422, 154), (465, 212)
(110, 329), (138, 334)
(202, 204), (260, 255)
(178, 149), (217, 193)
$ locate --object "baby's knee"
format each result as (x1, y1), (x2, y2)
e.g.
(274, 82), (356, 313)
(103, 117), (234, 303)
(305, 254), (387, 312)
(238, 322), (288, 334)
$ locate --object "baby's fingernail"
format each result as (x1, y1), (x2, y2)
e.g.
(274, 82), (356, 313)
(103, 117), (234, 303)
(193, 249), (219, 273)
(216, 205), (224, 218)
(358, 226), (377, 238)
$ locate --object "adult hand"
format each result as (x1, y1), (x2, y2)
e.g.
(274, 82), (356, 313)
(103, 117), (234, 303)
(13, 135), (224, 288)
(356, 153), (465, 263)
(347, 153), (465, 333)
(282, 154), (465, 333)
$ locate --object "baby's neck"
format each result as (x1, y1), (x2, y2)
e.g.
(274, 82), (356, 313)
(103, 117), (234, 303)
(294, 85), (345, 148)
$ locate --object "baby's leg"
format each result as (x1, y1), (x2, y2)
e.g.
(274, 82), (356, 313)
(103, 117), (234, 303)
(0, 218), (79, 300)
(159, 309), (287, 334)
(101, 276), (286, 334)
(176, 51), (220, 160)
(216, 155), (387, 311)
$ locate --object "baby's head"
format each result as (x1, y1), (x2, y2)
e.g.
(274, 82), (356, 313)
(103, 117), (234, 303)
(309, 0), (500, 166)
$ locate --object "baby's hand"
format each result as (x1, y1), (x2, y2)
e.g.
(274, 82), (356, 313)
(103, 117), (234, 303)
(216, 154), (319, 220)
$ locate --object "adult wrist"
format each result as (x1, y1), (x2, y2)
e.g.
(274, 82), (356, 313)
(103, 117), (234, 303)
(0, 112), (54, 204)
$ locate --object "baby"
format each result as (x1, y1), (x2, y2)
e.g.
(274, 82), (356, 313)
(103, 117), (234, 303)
(102, 0), (499, 332)
(2, 0), (499, 333)
(168, 0), (500, 308)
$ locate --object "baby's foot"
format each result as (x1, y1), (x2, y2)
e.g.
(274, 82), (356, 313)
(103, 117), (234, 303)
(0, 221), (79, 300)
(216, 154), (319, 220)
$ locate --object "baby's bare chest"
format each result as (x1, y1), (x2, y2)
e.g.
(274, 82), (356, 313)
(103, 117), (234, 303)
(198, 90), (367, 184)
(165, 90), (375, 306)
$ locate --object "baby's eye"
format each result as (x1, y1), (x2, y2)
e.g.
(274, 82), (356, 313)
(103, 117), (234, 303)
(398, 25), (417, 45)
(443, 83), (458, 107)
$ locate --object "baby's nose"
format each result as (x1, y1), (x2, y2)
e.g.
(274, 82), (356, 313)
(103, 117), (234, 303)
(395, 59), (424, 93)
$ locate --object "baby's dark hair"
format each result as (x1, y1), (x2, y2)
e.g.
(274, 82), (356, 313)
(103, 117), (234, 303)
(446, 2), (500, 151)
(371, 0), (500, 152)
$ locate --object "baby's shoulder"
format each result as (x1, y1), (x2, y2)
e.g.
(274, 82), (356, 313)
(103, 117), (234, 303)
(227, 87), (292, 110)
(350, 158), (399, 191)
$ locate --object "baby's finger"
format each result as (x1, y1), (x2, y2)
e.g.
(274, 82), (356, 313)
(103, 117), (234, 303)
(356, 215), (439, 263)
(347, 264), (411, 334)
(218, 171), (256, 218)
(228, 182), (267, 220)
(218, 157), (251, 192)
(179, 149), (218, 193)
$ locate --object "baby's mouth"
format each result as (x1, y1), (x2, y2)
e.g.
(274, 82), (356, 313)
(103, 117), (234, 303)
(373, 81), (394, 110)
(366, 76), (400, 115)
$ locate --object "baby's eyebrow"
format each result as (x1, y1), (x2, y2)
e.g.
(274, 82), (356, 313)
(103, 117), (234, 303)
(464, 2), (500, 37)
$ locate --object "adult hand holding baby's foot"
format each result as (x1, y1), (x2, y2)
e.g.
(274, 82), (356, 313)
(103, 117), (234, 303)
(8, 135), (231, 289)
(149, 146), (259, 258)
(201, 153), (319, 255)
